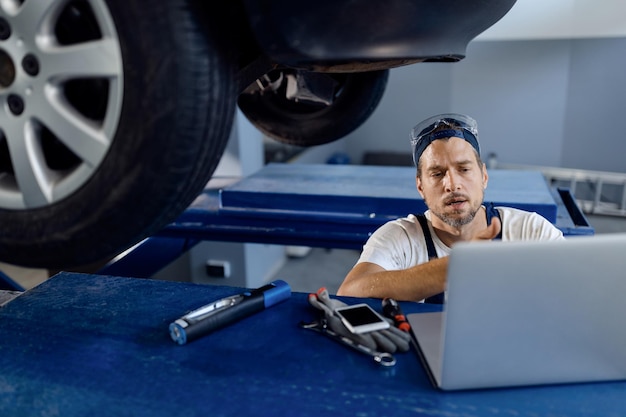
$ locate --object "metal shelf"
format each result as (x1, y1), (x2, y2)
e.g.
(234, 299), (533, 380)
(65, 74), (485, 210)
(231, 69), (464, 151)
(498, 164), (626, 217)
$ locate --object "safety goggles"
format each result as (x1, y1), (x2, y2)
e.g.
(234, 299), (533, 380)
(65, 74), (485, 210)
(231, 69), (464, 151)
(410, 113), (480, 166)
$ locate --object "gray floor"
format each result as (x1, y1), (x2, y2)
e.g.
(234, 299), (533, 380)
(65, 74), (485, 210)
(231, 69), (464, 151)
(271, 248), (360, 295)
(584, 214), (626, 234)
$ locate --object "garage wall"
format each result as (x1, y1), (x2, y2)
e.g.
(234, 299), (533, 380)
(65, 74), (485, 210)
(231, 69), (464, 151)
(450, 40), (570, 168)
(562, 38), (626, 171)
(340, 37), (626, 173)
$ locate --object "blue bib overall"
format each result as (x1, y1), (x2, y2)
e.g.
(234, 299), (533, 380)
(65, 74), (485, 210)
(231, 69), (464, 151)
(416, 203), (502, 304)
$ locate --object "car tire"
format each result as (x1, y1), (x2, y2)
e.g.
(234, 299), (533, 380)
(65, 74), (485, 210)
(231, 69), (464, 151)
(238, 70), (389, 146)
(0, 0), (236, 269)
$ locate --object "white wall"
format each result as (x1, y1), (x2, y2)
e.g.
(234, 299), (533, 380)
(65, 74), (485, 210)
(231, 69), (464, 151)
(477, 0), (626, 41)
(340, 34), (626, 173)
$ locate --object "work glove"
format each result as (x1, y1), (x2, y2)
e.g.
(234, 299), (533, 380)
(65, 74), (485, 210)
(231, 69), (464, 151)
(308, 287), (411, 354)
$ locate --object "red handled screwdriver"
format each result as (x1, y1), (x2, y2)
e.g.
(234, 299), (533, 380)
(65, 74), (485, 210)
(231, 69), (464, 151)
(382, 298), (411, 332)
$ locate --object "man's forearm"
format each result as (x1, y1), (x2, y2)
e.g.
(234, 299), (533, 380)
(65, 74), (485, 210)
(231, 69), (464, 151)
(337, 257), (448, 302)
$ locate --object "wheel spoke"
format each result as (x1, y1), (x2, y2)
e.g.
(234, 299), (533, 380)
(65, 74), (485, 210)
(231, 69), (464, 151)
(42, 39), (122, 80)
(2, 119), (52, 208)
(9, 0), (67, 37)
(35, 86), (110, 167)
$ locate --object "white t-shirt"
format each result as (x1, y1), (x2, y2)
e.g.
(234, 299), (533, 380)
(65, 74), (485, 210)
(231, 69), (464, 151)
(357, 206), (564, 271)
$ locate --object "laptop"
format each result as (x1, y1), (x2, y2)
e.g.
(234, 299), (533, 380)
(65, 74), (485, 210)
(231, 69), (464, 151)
(407, 233), (626, 391)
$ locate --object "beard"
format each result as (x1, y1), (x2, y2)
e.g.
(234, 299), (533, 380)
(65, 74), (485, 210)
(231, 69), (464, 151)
(426, 191), (483, 228)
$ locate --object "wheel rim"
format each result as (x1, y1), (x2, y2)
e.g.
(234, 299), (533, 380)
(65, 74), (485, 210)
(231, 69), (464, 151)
(0, 0), (122, 209)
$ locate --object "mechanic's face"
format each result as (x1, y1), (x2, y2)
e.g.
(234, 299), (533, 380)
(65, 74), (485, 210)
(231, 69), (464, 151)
(416, 137), (488, 229)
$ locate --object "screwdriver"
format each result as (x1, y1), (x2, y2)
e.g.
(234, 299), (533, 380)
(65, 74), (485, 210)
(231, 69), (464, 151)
(381, 298), (411, 332)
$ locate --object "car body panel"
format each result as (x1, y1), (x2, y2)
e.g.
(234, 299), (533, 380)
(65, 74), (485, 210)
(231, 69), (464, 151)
(242, 0), (517, 70)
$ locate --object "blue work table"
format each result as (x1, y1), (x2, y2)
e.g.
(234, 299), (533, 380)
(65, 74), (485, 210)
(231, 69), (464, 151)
(1, 272), (624, 416)
(100, 164), (593, 278)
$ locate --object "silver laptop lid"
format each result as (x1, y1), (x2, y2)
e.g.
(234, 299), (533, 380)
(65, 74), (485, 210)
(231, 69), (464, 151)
(437, 233), (626, 390)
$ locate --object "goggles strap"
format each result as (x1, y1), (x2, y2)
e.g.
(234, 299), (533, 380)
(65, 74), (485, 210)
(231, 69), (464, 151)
(413, 128), (480, 166)
(431, 129), (465, 140)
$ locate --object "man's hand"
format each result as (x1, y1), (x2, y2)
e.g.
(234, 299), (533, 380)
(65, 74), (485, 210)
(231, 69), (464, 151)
(472, 217), (501, 241)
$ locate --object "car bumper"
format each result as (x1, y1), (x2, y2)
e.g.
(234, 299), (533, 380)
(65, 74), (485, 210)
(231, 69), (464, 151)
(242, 0), (517, 70)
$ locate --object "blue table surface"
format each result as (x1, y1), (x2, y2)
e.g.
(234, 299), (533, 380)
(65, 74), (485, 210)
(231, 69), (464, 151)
(1, 272), (624, 417)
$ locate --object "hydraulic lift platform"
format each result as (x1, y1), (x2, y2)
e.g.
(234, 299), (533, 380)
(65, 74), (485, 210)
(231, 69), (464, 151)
(99, 163), (593, 278)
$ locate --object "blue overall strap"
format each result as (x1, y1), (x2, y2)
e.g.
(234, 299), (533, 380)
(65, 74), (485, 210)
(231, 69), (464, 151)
(485, 202), (503, 240)
(416, 214), (437, 260)
(417, 204), (501, 304)
(416, 214), (444, 304)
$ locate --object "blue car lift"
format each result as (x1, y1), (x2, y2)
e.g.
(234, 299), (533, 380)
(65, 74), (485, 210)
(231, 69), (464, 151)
(98, 163), (593, 278)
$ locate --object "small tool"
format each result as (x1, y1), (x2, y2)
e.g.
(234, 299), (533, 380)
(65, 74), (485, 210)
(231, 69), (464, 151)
(170, 280), (291, 345)
(300, 319), (396, 367)
(382, 298), (411, 332)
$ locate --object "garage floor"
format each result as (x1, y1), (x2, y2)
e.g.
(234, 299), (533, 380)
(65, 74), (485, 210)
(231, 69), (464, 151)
(271, 248), (360, 295)
(0, 263), (48, 291)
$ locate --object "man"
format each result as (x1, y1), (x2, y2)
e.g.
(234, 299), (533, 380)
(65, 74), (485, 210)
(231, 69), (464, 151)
(337, 113), (564, 302)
